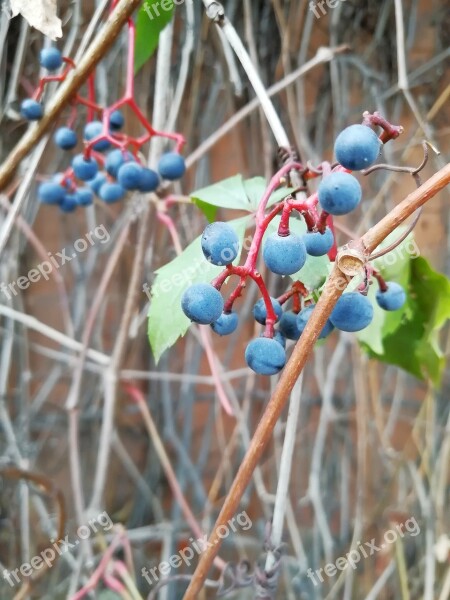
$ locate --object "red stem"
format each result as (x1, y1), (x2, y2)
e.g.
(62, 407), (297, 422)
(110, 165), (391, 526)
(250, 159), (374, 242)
(372, 269), (388, 292)
(362, 111), (404, 144)
(224, 277), (246, 312)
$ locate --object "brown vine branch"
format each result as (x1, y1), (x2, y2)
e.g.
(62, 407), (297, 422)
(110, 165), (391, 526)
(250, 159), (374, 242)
(182, 162), (450, 599)
(0, 0), (142, 192)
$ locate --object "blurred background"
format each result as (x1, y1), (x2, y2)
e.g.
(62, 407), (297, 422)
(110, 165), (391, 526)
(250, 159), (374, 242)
(0, 0), (449, 598)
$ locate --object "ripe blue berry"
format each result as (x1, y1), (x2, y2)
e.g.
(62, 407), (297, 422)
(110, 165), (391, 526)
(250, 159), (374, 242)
(279, 311), (301, 340)
(303, 227), (334, 257)
(335, 124), (381, 171)
(60, 194), (78, 213)
(330, 293), (374, 332)
(38, 182), (66, 204)
(245, 337), (286, 375)
(21, 99), (43, 121)
(263, 232), (307, 275)
(54, 127), (77, 150)
(211, 312), (238, 336)
(83, 121), (110, 151)
(105, 149), (133, 177)
(87, 173), (107, 195)
(99, 182), (125, 203)
(51, 172), (65, 184)
(253, 297), (283, 325)
(109, 110), (125, 131)
(76, 187), (94, 207)
(274, 332), (286, 348)
(181, 283), (224, 325)
(201, 222), (239, 266)
(318, 172), (362, 216)
(139, 168), (160, 192)
(158, 153), (186, 180)
(376, 282), (406, 311)
(297, 305), (334, 339)
(72, 154), (99, 181)
(39, 47), (63, 71)
(117, 162), (143, 190)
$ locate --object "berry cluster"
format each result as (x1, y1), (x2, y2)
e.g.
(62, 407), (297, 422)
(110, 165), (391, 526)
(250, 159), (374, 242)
(181, 116), (407, 375)
(22, 22), (186, 213)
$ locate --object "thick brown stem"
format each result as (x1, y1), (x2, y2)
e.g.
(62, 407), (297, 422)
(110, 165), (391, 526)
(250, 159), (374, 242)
(182, 162), (450, 599)
(0, 0), (142, 191)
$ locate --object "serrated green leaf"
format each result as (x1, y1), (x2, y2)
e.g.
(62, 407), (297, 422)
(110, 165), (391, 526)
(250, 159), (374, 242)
(243, 177), (293, 211)
(190, 175), (251, 211)
(148, 217), (249, 362)
(361, 256), (450, 385)
(190, 175), (293, 214)
(357, 228), (415, 353)
(193, 199), (218, 223)
(134, 1), (174, 73)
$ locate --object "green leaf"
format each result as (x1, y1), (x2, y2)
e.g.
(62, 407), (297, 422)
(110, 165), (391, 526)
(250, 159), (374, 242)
(190, 175), (293, 214)
(357, 228), (416, 353)
(192, 199), (218, 223)
(243, 177), (293, 211)
(360, 256), (450, 385)
(134, 1), (174, 73)
(148, 217), (249, 362)
(190, 175), (251, 212)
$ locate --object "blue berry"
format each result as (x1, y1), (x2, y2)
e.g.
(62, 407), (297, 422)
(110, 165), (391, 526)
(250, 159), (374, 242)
(297, 305), (334, 339)
(105, 149), (133, 177)
(335, 124), (381, 171)
(318, 172), (362, 216)
(279, 311), (301, 340)
(54, 127), (77, 150)
(158, 153), (186, 180)
(83, 121), (110, 151)
(72, 154), (99, 181)
(39, 47), (63, 71)
(304, 227), (334, 257)
(51, 172), (65, 184)
(60, 194), (78, 213)
(263, 232), (307, 275)
(274, 332), (286, 348)
(139, 168), (160, 192)
(181, 283), (224, 325)
(109, 110), (125, 131)
(21, 99), (43, 121)
(330, 293), (374, 332)
(38, 182), (66, 204)
(99, 182), (125, 203)
(211, 312), (238, 336)
(253, 297), (283, 325)
(117, 162), (144, 190)
(76, 187), (94, 207)
(87, 173), (107, 195)
(201, 222), (239, 266)
(376, 282), (406, 311)
(245, 337), (286, 375)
